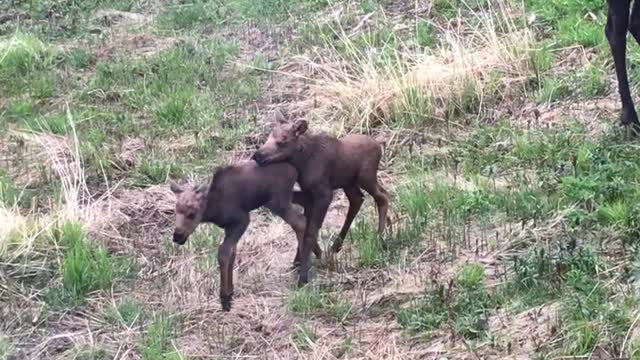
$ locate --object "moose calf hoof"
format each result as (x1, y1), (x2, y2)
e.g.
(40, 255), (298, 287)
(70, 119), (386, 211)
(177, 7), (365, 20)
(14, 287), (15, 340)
(331, 242), (342, 253)
(220, 293), (233, 312)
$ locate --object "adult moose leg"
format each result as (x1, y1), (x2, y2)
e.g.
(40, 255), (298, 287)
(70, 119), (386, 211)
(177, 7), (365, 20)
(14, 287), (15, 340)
(298, 188), (333, 286)
(218, 216), (249, 311)
(331, 186), (364, 253)
(606, 0), (639, 127)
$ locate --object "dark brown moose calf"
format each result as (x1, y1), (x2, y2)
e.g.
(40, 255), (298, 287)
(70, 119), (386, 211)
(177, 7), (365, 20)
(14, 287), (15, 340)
(170, 161), (320, 311)
(252, 110), (390, 285)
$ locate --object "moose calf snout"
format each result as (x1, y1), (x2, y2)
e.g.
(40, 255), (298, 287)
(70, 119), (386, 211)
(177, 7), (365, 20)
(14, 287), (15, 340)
(173, 231), (187, 244)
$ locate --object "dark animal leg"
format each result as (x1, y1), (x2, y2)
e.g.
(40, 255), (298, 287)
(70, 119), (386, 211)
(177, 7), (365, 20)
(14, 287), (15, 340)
(630, 0), (640, 44)
(292, 191), (322, 265)
(218, 216), (249, 311)
(298, 188), (332, 286)
(606, 0), (639, 128)
(361, 179), (390, 238)
(331, 186), (364, 253)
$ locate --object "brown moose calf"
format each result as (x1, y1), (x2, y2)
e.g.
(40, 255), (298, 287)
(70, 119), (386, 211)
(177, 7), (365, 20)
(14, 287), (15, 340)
(170, 161), (320, 311)
(252, 110), (390, 285)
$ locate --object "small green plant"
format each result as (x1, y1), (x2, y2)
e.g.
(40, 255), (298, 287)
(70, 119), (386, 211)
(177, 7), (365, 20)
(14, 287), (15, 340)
(398, 265), (495, 339)
(66, 48), (93, 69)
(156, 2), (222, 31)
(31, 74), (55, 99)
(536, 76), (572, 103)
(154, 92), (194, 128)
(72, 346), (109, 360)
(350, 219), (384, 267)
(60, 223), (113, 304)
(44, 221), (115, 307)
(105, 297), (143, 327)
(0, 32), (55, 77)
(0, 336), (14, 360)
(416, 19), (436, 48)
(139, 313), (182, 360)
(3, 99), (37, 123)
(577, 62), (609, 97)
(336, 337), (353, 358)
(0, 172), (19, 206)
(557, 16), (603, 48)
(329, 297), (353, 324)
(291, 324), (316, 351)
(24, 114), (67, 135)
(134, 157), (184, 186)
(288, 285), (327, 315)
(456, 263), (484, 289)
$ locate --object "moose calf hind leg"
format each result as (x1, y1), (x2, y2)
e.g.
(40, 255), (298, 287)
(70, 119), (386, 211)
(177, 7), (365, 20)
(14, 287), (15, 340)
(332, 186), (364, 253)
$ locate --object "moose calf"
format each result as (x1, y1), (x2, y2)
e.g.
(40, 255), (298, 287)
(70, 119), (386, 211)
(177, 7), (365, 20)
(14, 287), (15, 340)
(252, 110), (390, 285)
(170, 161), (321, 311)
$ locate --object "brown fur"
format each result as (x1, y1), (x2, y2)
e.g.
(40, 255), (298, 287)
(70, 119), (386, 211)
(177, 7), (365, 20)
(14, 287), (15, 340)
(252, 109), (390, 285)
(170, 161), (321, 311)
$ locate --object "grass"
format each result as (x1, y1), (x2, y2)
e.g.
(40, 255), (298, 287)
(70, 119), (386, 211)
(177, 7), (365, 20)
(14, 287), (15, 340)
(397, 263), (494, 340)
(1, 0), (639, 358)
(104, 297), (143, 327)
(45, 221), (115, 307)
(139, 312), (183, 360)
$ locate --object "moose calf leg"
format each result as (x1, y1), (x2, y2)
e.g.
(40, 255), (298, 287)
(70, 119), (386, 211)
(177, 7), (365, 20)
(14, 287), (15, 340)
(292, 191), (322, 262)
(298, 189), (332, 286)
(218, 218), (248, 311)
(361, 179), (390, 237)
(332, 186), (364, 253)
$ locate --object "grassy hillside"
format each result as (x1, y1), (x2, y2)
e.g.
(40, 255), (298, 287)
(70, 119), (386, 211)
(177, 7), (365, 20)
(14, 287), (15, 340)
(2, 0), (640, 358)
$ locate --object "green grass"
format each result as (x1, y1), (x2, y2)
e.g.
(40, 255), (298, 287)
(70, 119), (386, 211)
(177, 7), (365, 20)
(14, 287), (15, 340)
(0, 0), (637, 357)
(287, 285), (353, 323)
(288, 285), (328, 316)
(44, 221), (117, 307)
(132, 156), (184, 186)
(104, 297), (143, 327)
(0, 336), (14, 360)
(71, 346), (110, 360)
(416, 19), (437, 48)
(139, 312), (183, 360)
(290, 324), (316, 351)
(397, 263), (494, 340)
(65, 48), (94, 70)
(155, 1), (223, 31)
(0, 172), (20, 206)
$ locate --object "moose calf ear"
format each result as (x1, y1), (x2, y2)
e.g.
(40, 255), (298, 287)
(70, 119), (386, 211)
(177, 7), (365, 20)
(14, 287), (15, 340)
(273, 108), (288, 125)
(170, 181), (183, 194)
(292, 120), (308, 137)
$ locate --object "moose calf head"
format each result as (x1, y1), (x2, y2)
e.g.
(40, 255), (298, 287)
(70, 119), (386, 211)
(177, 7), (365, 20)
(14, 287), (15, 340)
(170, 181), (208, 244)
(252, 109), (308, 166)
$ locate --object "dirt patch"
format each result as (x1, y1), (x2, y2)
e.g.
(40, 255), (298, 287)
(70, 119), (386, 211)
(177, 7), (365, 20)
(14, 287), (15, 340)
(116, 137), (145, 168)
(516, 96), (620, 134)
(490, 303), (559, 357)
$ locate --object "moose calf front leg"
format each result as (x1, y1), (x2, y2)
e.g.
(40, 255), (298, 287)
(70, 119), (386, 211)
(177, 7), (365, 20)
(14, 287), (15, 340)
(292, 191), (322, 266)
(218, 218), (249, 311)
(298, 189), (332, 286)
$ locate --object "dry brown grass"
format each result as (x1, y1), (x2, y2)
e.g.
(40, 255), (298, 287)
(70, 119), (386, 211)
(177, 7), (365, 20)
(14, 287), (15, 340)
(264, 0), (533, 137)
